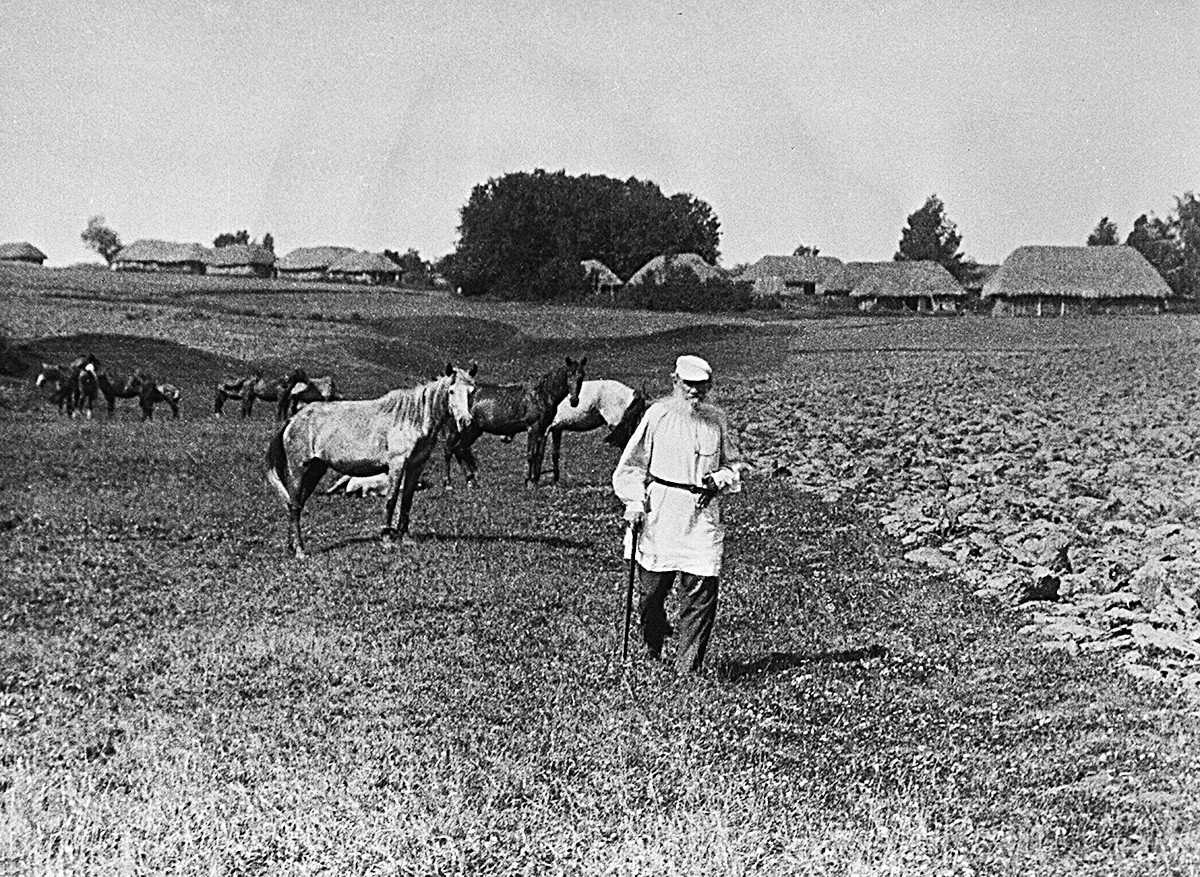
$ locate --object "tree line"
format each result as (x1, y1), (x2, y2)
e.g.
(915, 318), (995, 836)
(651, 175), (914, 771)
(1087, 194), (1200, 297)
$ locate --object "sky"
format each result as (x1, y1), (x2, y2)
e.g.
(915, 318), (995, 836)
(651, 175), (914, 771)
(2, 0), (1197, 269)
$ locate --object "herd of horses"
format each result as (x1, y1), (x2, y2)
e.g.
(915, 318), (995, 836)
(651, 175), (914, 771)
(35, 355), (181, 420)
(36, 352), (649, 558)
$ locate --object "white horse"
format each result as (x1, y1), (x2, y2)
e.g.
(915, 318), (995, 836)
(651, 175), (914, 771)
(547, 379), (648, 483)
(325, 473), (390, 497)
(266, 364), (476, 558)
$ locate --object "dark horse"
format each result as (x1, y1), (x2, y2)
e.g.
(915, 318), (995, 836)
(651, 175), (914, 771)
(36, 354), (99, 417)
(213, 368), (307, 420)
(266, 364), (477, 558)
(97, 371), (179, 419)
(443, 356), (586, 488)
(281, 374), (339, 419)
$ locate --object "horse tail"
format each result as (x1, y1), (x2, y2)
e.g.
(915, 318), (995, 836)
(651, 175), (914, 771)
(265, 425), (291, 505)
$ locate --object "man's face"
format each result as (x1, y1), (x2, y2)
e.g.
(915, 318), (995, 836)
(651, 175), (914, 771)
(676, 376), (711, 405)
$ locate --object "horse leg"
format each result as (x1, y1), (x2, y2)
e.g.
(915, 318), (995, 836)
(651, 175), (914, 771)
(289, 459), (328, 559)
(241, 392), (254, 418)
(550, 427), (563, 484)
(527, 423), (551, 486)
(213, 387), (225, 416)
(382, 446), (416, 542)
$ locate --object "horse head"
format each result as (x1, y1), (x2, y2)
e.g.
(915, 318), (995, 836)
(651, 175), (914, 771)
(444, 361), (478, 430)
(564, 355), (587, 407)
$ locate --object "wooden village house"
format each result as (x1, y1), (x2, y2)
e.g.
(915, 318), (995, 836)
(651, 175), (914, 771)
(275, 246), (357, 281)
(204, 244), (275, 278)
(112, 240), (209, 274)
(325, 251), (401, 285)
(737, 255), (845, 300)
(982, 245), (1171, 316)
(850, 261), (966, 313)
(581, 259), (623, 298)
(0, 242), (47, 265)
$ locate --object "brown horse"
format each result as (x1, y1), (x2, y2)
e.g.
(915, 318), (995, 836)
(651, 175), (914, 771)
(443, 356), (586, 488)
(282, 374), (339, 419)
(36, 354), (99, 416)
(213, 368), (306, 419)
(266, 363), (477, 558)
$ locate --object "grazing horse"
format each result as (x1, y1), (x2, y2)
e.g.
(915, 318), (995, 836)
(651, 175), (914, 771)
(547, 380), (649, 483)
(144, 382), (182, 419)
(266, 363), (477, 559)
(96, 371), (181, 420)
(74, 363), (100, 419)
(36, 363), (77, 414)
(443, 356), (587, 488)
(282, 374), (339, 419)
(214, 368), (306, 419)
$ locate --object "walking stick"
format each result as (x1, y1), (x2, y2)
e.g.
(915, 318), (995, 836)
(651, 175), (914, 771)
(622, 520), (641, 659)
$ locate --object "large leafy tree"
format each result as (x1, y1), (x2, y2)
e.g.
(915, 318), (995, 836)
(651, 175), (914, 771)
(81, 215), (122, 265)
(1126, 213), (1182, 295)
(1087, 217), (1119, 246)
(450, 169), (721, 298)
(1175, 192), (1200, 298)
(894, 194), (976, 283)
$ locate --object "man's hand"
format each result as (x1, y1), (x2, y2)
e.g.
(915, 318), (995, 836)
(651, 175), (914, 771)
(623, 504), (645, 527)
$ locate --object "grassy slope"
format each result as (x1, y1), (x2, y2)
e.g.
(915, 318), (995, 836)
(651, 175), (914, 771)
(1, 271), (1199, 875)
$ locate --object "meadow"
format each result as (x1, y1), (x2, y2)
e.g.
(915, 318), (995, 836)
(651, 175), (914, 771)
(1, 266), (1199, 875)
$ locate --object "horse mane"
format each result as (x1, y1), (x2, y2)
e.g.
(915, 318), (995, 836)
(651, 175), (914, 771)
(534, 364), (567, 405)
(378, 375), (450, 434)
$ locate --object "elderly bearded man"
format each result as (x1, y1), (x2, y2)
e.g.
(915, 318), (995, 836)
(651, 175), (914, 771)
(612, 354), (744, 673)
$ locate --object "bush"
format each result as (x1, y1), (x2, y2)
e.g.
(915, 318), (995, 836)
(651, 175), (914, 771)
(618, 264), (755, 313)
(492, 257), (590, 302)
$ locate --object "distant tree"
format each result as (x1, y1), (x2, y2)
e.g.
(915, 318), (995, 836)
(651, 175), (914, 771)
(1175, 192), (1200, 298)
(261, 232), (275, 253)
(1126, 213), (1182, 295)
(81, 215), (122, 265)
(1087, 217), (1119, 246)
(449, 169), (721, 298)
(384, 248), (432, 286)
(894, 194), (975, 283)
(214, 230), (251, 248)
(792, 243), (820, 257)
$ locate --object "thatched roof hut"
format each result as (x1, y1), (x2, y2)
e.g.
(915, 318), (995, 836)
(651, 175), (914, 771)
(326, 251), (401, 285)
(737, 255), (844, 297)
(581, 259), (623, 297)
(851, 261), (965, 313)
(0, 242), (47, 265)
(113, 240), (210, 274)
(204, 244), (275, 278)
(276, 246), (358, 280)
(824, 261), (891, 295)
(983, 246), (1171, 315)
(627, 253), (725, 286)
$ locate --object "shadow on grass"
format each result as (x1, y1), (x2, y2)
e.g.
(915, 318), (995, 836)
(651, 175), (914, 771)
(315, 531), (592, 554)
(717, 643), (888, 682)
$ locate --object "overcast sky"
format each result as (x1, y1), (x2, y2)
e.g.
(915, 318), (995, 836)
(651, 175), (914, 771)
(2, 0), (1197, 268)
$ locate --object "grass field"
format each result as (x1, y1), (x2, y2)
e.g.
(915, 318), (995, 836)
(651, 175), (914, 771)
(2, 268), (1200, 875)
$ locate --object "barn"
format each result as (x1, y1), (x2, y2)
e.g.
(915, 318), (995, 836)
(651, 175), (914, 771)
(112, 240), (209, 274)
(737, 255), (845, 299)
(326, 251), (401, 285)
(581, 259), (623, 298)
(276, 246), (357, 281)
(850, 261), (966, 313)
(626, 253), (725, 285)
(0, 242), (47, 265)
(983, 246), (1172, 316)
(204, 244), (275, 278)
(823, 261), (890, 297)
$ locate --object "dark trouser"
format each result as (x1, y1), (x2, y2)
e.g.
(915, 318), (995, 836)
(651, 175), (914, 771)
(639, 567), (719, 673)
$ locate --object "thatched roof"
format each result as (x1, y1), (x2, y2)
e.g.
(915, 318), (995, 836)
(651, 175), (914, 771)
(825, 261), (891, 293)
(204, 244), (275, 267)
(737, 255), (844, 284)
(627, 253), (725, 285)
(327, 251), (399, 274)
(115, 240), (210, 264)
(850, 261), (965, 299)
(982, 246), (1171, 300)
(276, 246), (357, 272)
(0, 241), (47, 262)
(581, 259), (623, 286)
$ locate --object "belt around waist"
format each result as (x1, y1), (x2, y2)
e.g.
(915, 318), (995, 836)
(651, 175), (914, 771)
(649, 473), (717, 497)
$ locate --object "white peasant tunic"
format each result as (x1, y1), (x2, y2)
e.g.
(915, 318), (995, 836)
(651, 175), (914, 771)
(612, 396), (742, 577)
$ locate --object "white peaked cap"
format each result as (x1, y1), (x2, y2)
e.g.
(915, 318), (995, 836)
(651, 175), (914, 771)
(674, 354), (712, 381)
